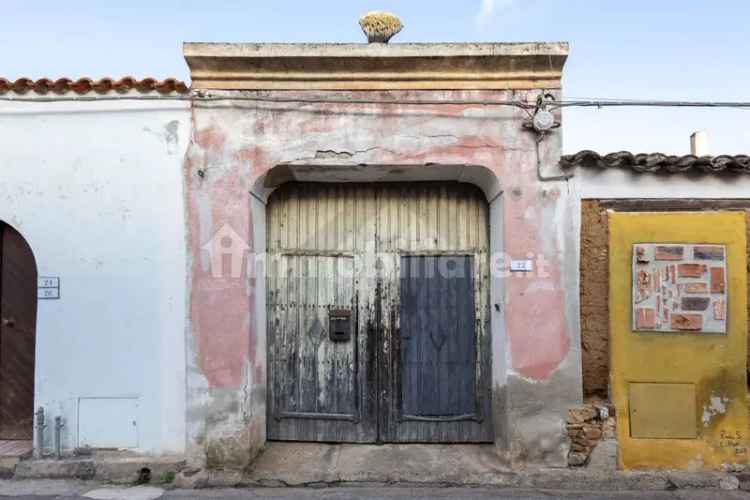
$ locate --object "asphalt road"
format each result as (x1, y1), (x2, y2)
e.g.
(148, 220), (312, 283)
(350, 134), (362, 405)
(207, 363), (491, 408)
(1, 487), (750, 500)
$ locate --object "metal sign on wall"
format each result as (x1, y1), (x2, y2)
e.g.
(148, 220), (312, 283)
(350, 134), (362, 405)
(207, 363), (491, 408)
(37, 277), (60, 300)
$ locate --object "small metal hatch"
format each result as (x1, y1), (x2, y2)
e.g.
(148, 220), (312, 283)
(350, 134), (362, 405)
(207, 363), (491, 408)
(629, 383), (697, 439)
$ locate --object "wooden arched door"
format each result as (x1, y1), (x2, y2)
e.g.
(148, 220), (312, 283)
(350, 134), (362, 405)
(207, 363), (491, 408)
(266, 182), (493, 443)
(0, 223), (37, 439)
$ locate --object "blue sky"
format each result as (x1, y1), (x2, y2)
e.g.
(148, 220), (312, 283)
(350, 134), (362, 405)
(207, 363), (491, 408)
(2, 1), (749, 154)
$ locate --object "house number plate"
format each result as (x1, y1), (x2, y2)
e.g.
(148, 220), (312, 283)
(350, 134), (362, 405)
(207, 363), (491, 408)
(38, 276), (60, 300)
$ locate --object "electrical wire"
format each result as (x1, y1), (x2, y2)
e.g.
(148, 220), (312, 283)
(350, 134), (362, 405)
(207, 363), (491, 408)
(0, 94), (534, 107)
(552, 99), (750, 110)
(1, 93), (749, 110)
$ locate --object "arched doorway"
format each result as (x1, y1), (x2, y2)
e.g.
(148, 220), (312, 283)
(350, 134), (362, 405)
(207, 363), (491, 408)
(266, 181), (493, 443)
(0, 222), (37, 440)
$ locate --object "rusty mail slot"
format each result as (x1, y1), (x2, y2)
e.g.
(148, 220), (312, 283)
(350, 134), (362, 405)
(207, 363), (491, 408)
(329, 309), (352, 342)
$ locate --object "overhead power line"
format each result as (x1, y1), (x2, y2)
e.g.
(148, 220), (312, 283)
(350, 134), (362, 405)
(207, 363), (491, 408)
(553, 99), (750, 109)
(0, 94), (749, 110)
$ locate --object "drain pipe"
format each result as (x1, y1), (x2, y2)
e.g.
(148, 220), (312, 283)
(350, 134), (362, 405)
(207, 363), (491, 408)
(33, 407), (46, 459)
(54, 416), (64, 460)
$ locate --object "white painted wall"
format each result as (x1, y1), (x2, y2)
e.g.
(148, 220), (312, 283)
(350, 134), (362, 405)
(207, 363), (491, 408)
(0, 96), (190, 455)
(572, 167), (750, 199)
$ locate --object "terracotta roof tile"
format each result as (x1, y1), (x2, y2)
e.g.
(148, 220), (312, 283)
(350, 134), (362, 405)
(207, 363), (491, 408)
(561, 150), (750, 174)
(0, 77), (189, 95)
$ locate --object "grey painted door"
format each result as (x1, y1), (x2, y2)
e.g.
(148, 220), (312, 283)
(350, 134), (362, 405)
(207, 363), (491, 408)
(267, 183), (493, 443)
(383, 255), (491, 442)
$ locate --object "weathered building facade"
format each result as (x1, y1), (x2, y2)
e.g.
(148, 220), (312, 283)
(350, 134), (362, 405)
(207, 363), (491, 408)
(564, 152), (750, 469)
(1, 39), (749, 476)
(182, 42), (579, 468)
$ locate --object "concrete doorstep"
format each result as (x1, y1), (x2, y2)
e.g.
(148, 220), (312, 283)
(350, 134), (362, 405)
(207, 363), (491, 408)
(12, 450), (185, 484)
(240, 443), (746, 492)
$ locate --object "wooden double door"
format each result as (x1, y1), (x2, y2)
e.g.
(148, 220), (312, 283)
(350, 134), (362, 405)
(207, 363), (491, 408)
(267, 182), (493, 443)
(0, 223), (37, 440)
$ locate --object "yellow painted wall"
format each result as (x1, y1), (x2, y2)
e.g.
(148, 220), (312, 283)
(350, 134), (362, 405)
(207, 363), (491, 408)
(610, 211), (748, 470)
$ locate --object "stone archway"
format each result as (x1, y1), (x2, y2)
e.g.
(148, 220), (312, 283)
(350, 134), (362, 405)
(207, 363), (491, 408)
(249, 162), (508, 446)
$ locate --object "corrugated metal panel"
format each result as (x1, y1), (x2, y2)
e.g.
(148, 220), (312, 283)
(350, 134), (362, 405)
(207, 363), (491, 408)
(376, 183), (486, 253)
(268, 182), (488, 254)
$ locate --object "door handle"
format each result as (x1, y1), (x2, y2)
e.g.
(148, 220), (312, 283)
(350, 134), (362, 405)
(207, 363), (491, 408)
(2, 318), (15, 328)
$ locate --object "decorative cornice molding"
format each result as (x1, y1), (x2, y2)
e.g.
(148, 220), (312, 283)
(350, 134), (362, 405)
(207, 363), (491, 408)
(183, 42), (569, 91)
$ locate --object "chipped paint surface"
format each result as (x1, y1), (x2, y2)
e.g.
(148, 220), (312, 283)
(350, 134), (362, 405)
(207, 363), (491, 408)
(703, 395), (729, 426)
(184, 89), (580, 466)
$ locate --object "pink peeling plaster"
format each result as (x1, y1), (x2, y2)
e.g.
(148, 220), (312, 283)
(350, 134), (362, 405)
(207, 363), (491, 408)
(504, 182), (569, 380)
(186, 92), (571, 390)
(187, 125), (263, 388)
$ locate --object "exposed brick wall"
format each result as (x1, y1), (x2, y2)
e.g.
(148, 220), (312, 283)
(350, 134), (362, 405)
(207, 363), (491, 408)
(579, 200), (750, 398)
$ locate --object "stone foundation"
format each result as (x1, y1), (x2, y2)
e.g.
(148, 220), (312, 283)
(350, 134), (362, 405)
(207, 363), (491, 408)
(566, 401), (616, 467)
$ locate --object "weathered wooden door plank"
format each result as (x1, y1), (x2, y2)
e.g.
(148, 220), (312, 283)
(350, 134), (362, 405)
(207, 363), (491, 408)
(378, 184), (494, 443)
(267, 184), (377, 442)
(267, 182), (493, 443)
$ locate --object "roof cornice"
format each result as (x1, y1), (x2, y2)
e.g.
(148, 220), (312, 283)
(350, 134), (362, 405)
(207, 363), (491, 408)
(183, 42), (569, 91)
(561, 151), (750, 174)
(0, 77), (189, 95)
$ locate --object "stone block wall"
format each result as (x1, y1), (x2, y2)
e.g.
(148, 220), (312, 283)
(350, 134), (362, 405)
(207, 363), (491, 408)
(566, 401), (616, 467)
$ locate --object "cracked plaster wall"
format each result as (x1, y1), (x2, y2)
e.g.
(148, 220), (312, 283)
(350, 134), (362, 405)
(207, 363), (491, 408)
(184, 89), (581, 467)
